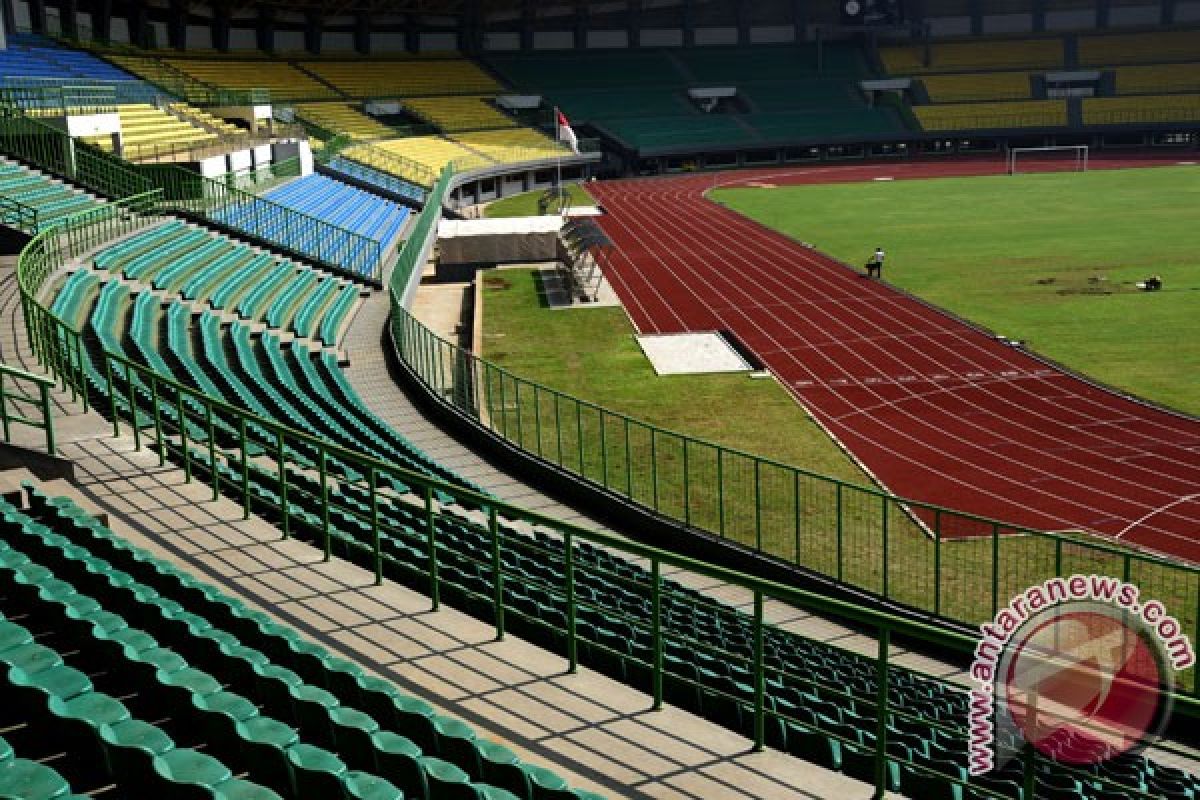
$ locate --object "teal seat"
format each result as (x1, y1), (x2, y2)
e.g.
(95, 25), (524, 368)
(0, 758), (72, 800)
(235, 716), (299, 793)
(155, 666), (221, 717)
(99, 719), (174, 796)
(193, 691), (261, 762)
(477, 740), (529, 800)
(343, 770), (404, 800)
(420, 756), (475, 800)
(477, 788), (524, 800)
(287, 743), (348, 800)
(9, 663), (93, 717)
(330, 706), (381, 771)
(0, 736), (11, 764)
(213, 777), (287, 800)
(370, 731), (425, 800)
(45, 691), (131, 777)
(433, 716), (479, 779)
(152, 747), (234, 800)
(523, 764), (573, 800)
(289, 683), (340, 749)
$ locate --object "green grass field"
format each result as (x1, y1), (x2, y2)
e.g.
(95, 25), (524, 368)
(713, 165), (1200, 415)
(485, 184), (595, 218)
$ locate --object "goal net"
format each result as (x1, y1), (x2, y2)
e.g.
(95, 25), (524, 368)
(1006, 145), (1089, 175)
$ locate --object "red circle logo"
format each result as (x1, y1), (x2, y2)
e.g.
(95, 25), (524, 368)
(1001, 605), (1170, 765)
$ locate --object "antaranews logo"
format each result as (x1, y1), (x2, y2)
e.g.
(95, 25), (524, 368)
(967, 574), (1195, 775)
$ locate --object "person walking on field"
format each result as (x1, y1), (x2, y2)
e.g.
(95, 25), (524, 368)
(865, 246), (885, 279)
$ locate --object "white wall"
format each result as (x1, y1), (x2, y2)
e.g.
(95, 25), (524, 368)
(13, 0), (30, 30)
(927, 16), (972, 36)
(1176, 1), (1200, 21)
(227, 149), (252, 173)
(483, 31), (520, 50)
(982, 13), (1032, 34)
(694, 26), (738, 45)
(186, 24), (212, 49)
(1045, 9), (1096, 29)
(749, 25), (794, 44)
(370, 32), (408, 54)
(641, 28), (684, 47)
(322, 31), (354, 52)
(418, 31), (457, 51)
(1108, 4), (1160, 26)
(586, 29), (628, 48)
(229, 28), (256, 51)
(532, 30), (573, 49)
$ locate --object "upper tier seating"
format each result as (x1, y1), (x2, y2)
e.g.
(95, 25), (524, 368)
(451, 128), (566, 163)
(1114, 62), (1200, 95)
(169, 102), (244, 136)
(880, 38), (1064, 74)
(295, 103), (399, 140)
(0, 158), (100, 227)
(80, 103), (219, 156)
(167, 58), (335, 101)
(354, 136), (490, 180)
(3, 479), (595, 800)
(323, 156), (426, 203)
(403, 95), (517, 132)
(920, 72), (1033, 102)
(914, 99), (1066, 130)
(1079, 29), (1200, 66)
(300, 58), (501, 98)
(263, 173), (410, 255)
(1083, 94), (1200, 125)
(89, 220), (362, 347)
(0, 35), (131, 81)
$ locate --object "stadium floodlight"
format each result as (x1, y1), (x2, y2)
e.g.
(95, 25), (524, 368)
(1006, 144), (1089, 175)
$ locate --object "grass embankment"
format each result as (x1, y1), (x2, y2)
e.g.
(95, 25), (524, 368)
(485, 184), (596, 218)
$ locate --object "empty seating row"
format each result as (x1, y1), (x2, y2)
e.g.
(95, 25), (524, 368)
(351, 136), (490, 181)
(87, 220), (362, 347)
(0, 34), (131, 81)
(6, 483), (601, 800)
(167, 59), (335, 101)
(263, 174), (410, 256)
(1079, 30), (1200, 66)
(295, 103), (400, 140)
(404, 96), (518, 132)
(1083, 94), (1200, 125)
(880, 38), (1064, 74)
(323, 156), (426, 203)
(300, 59), (501, 98)
(913, 99), (1066, 131)
(0, 158), (100, 228)
(80, 103), (219, 156)
(920, 72), (1034, 103)
(1114, 63), (1200, 95)
(451, 128), (567, 163)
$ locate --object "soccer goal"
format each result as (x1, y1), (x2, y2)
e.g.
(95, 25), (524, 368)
(1006, 144), (1089, 175)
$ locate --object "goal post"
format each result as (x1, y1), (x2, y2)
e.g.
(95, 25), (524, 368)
(1006, 144), (1089, 175)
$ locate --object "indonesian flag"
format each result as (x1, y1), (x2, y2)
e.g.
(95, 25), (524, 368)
(556, 109), (579, 154)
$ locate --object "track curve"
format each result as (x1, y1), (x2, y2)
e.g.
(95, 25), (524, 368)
(586, 155), (1200, 562)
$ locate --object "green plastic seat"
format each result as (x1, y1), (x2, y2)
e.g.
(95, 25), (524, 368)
(370, 731), (425, 800)
(99, 719), (175, 797)
(420, 756), (475, 800)
(0, 642), (64, 675)
(235, 716), (299, 792)
(342, 770), (404, 800)
(477, 787), (524, 800)
(194, 691), (261, 762)
(289, 683), (340, 749)
(0, 621), (34, 652)
(155, 666), (221, 716)
(152, 747), (233, 800)
(0, 737), (11, 764)
(213, 777), (287, 800)
(286, 743), (348, 800)
(392, 694), (437, 753)
(10, 663), (93, 714)
(477, 739), (530, 800)
(254, 663), (305, 721)
(432, 715), (479, 779)
(523, 764), (573, 800)
(330, 706), (380, 772)
(0, 758), (71, 800)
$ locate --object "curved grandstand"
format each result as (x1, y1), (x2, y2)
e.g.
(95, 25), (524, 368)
(1, 3), (1199, 800)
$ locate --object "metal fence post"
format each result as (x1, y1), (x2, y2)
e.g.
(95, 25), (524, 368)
(881, 495), (889, 599)
(490, 506), (505, 640)
(753, 589), (765, 752)
(717, 448), (725, 538)
(565, 529), (578, 673)
(39, 379), (55, 457)
(150, 374), (164, 466)
(836, 483), (844, 582)
(424, 484), (439, 608)
(125, 362), (139, 451)
(370, 467), (383, 585)
(934, 509), (942, 617)
(754, 460), (763, 551)
(682, 438), (691, 527)
(177, 392), (190, 482)
(652, 558), (663, 710)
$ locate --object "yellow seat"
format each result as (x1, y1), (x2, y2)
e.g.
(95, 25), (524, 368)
(348, 135), (490, 182)
(1080, 30), (1200, 66)
(166, 58), (334, 101)
(294, 103), (397, 140)
(300, 58), (500, 98)
(403, 96), (517, 132)
(1114, 63), (1200, 95)
(882, 39), (1063, 74)
(914, 100), (1066, 131)
(920, 72), (1033, 102)
(451, 128), (568, 164)
(1082, 95), (1200, 125)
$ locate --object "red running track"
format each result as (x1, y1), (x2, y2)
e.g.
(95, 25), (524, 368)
(586, 155), (1200, 562)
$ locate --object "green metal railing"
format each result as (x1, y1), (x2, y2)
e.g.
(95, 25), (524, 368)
(0, 194), (40, 232)
(0, 363), (56, 455)
(12, 176), (1200, 800)
(338, 140), (441, 189)
(0, 83), (119, 117)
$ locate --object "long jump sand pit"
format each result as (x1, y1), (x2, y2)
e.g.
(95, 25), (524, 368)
(636, 332), (754, 376)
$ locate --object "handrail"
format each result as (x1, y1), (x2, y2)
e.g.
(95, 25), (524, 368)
(0, 362), (57, 456)
(13, 198), (1200, 800)
(0, 194), (40, 232)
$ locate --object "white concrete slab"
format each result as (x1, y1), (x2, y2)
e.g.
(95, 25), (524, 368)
(636, 332), (752, 375)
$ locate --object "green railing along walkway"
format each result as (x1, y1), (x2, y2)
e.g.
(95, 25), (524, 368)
(386, 165), (1200, 690)
(14, 198), (1200, 800)
(0, 362), (56, 455)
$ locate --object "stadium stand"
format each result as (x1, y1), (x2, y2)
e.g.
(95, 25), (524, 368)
(322, 156), (426, 203)
(295, 103), (399, 140)
(879, 37), (1064, 74)
(299, 58), (501, 98)
(0, 158), (100, 227)
(450, 128), (566, 162)
(166, 58), (335, 101)
(1083, 94), (1200, 125)
(357, 136), (490, 178)
(262, 173), (410, 255)
(0, 32), (131, 81)
(0, 478), (593, 800)
(1079, 29), (1200, 66)
(403, 95), (517, 132)
(1114, 63), (1200, 95)
(913, 99), (1066, 130)
(919, 72), (1033, 102)
(80, 103), (219, 155)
